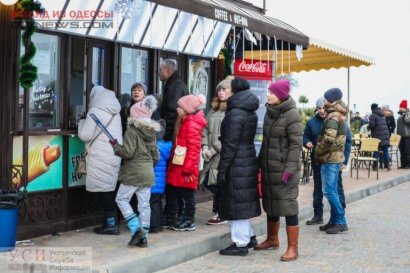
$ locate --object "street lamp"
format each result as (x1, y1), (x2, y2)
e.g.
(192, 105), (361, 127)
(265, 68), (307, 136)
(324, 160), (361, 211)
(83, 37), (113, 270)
(0, 0), (18, 6)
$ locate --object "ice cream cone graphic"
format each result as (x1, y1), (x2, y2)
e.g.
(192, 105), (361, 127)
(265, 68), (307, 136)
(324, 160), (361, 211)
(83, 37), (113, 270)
(12, 143), (61, 188)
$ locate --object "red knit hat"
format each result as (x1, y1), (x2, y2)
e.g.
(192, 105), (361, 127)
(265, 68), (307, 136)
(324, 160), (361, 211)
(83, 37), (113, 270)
(178, 94), (206, 114)
(399, 99), (408, 109)
(268, 79), (290, 101)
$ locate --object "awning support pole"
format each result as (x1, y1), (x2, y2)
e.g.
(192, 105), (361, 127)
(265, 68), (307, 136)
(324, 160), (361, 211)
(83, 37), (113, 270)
(347, 67), (351, 127)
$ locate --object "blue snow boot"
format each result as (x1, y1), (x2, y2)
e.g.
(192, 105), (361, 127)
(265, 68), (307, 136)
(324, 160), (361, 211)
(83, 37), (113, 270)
(126, 214), (144, 246)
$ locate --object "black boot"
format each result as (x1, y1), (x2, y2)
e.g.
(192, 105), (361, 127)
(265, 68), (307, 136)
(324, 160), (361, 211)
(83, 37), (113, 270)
(94, 212), (120, 235)
(219, 243), (248, 256)
(247, 236), (258, 248)
(306, 216), (324, 225)
(128, 228), (145, 246)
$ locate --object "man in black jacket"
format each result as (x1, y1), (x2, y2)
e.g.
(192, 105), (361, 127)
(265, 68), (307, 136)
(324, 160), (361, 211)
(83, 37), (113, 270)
(159, 59), (189, 141)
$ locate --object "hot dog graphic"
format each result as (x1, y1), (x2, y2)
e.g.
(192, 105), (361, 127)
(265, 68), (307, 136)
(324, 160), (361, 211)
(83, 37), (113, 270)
(12, 143), (60, 188)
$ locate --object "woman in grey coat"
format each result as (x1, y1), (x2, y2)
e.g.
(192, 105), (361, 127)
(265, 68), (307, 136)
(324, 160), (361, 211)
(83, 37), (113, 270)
(256, 79), (302, 262)
(199, 78), (232, 225)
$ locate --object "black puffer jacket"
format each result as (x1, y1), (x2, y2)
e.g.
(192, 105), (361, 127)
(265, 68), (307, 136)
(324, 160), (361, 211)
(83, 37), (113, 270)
(160, 73), (189, 141)
(217, 90), (261, 220)
(369, 108), (390, 147)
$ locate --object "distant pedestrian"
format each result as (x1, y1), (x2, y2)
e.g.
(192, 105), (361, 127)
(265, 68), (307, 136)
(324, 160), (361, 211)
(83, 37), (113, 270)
(382, 104), (396, 135)
(369, 103), (391, 170)
(255, 79), (302, 262)
(218, 77), (261, 256)
(199, 78), (233, 226)
(165, 94), (207, 231)
(397, 100), (410, 169)
(111, 96), (160, 247)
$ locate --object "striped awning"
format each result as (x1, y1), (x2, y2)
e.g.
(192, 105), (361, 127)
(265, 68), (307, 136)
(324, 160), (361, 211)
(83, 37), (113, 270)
(244, 37), (374, 74)
(36, 0), (309, 59)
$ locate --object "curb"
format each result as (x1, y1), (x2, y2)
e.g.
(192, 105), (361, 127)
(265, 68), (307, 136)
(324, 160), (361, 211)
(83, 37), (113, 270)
(95, 173), (410, 273)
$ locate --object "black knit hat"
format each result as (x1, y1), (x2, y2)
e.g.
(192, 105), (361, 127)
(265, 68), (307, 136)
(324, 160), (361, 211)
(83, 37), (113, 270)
(231, 77), (250, 94)
(371, 103), (378, 111)
(324, 88), (343, 103)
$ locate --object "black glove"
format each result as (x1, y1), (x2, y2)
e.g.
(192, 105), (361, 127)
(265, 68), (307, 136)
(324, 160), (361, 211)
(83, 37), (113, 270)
(217, 172), (226, 185)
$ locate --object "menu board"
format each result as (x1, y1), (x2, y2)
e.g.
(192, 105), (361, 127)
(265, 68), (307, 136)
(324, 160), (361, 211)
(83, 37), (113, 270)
(248, 80), (270, 155)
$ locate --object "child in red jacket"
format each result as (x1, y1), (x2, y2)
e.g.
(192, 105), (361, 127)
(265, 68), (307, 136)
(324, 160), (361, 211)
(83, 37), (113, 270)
(166, 94), (207, 231)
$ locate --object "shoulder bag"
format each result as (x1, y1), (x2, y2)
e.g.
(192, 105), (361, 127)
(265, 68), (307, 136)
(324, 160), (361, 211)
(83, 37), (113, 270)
(77, 114), (115, 174)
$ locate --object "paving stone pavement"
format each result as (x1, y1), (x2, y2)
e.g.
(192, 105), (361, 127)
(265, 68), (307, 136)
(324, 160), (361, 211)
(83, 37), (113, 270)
(157, 182), (410, 273)
(1, 168), (409, 273)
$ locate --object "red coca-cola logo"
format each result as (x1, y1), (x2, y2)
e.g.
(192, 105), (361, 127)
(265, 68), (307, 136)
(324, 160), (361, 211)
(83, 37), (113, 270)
(238, 61), (268, 73)
(234, 59), (273, 79)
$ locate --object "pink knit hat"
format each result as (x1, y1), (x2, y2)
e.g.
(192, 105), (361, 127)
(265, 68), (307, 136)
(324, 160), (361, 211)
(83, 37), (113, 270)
(130, 95), (158, 119)
(268, 79), (290, 101)
(177, 94), (206, 114)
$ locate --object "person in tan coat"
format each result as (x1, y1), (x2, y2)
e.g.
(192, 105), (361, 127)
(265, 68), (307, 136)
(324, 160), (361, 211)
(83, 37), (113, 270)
(199, 78), (232, 225)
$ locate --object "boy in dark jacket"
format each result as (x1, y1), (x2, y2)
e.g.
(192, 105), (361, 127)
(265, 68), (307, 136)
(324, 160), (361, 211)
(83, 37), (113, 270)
(110, 96), (160, 247)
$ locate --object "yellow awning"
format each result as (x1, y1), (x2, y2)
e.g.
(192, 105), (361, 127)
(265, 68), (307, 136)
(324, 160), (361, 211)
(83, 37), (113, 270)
(243, 37), (374, 74)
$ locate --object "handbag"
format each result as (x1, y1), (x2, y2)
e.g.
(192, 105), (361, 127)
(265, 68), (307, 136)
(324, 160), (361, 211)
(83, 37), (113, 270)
(172, 145), (187, 165)
(76, 114), (115, 174)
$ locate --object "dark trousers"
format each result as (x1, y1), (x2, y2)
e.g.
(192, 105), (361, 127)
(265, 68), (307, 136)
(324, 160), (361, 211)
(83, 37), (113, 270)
(312, 162), (346, 218)
(97, 191), (117, 220)
(165, 185), (196, 222)
(203, 172), (220, 214)
(150, 193), (164, 229)
(399, 137), (410, 167)
(267, 214), (299, 226)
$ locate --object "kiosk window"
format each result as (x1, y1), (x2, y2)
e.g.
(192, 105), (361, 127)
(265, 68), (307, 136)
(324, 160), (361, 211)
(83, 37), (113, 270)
(19, 32), (61, 129)
(120, 47), (149, 108)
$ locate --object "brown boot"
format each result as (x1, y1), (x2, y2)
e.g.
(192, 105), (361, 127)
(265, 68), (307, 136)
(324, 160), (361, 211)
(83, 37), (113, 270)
(254, 221), (280, 250)
(280, 226), (299, 261)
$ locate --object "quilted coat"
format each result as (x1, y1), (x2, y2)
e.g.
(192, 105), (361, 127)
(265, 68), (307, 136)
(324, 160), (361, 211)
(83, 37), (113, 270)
(78, 86), (123, 192)
(152, 140), (173, 194)
(217, 90), (261, 220)
(259, 96), (302, 217)
(166, 111), (207, 190)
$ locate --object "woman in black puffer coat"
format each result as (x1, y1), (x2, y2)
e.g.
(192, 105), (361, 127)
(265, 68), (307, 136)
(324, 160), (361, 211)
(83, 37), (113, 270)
(369, 103), (391, 170)
(217, 77), (261, 256)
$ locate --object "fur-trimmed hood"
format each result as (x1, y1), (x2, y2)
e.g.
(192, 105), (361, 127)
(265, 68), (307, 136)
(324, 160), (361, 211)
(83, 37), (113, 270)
(127, 118), (161, 141)
(325, 100), (349, 121)
(211, 96), (227, 111)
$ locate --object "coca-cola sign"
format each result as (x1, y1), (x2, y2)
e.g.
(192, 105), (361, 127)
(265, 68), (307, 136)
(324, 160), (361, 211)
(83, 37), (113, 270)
(234, 59), (273, 79)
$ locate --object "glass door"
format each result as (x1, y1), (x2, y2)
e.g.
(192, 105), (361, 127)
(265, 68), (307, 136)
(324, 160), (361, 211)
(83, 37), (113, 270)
(86, 41), (111, 110)
(157, 53), (183, 95)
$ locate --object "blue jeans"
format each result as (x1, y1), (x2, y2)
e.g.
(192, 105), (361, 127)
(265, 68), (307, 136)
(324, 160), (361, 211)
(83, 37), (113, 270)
(312, 161), (346, 218)
(321, 163), (346, 225)
(373, 145), (390, 168)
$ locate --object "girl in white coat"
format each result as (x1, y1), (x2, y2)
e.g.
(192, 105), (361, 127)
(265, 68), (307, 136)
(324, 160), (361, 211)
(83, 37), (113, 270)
(78, 86), (123, 235)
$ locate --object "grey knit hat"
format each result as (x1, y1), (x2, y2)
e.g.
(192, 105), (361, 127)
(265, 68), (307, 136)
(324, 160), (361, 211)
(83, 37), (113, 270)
(316, 97), (325, 108)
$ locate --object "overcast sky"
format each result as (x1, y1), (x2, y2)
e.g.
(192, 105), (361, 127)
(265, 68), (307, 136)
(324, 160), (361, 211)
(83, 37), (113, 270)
(250, 0), (410, 117)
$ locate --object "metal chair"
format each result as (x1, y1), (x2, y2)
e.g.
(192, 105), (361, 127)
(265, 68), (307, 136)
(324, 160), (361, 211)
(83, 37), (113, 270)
(350, 137), (381, 180)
